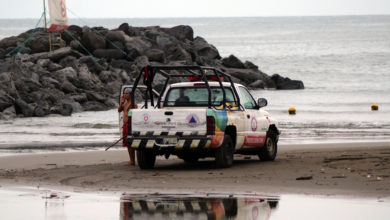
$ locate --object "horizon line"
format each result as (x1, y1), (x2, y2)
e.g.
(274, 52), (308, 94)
(1, 13), (390, 20)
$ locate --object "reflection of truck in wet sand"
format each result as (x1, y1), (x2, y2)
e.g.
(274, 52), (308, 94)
(121, 66), (280, 169)
(120, 194), (279, 220)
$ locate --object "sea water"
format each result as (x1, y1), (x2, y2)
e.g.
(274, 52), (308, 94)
(1, 16), (390, 150)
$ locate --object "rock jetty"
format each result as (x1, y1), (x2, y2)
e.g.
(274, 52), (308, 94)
(0, 24), (304, 119)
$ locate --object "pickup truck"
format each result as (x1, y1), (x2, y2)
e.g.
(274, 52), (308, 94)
(121, 66), (280, 169)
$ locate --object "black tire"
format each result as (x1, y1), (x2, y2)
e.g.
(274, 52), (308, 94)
(137, 149), (156, 169)
(222, 198), (238, 217)
(215, 135), (234, 168)
(182, 155), (199, 163)
(258, 131), (277, 161)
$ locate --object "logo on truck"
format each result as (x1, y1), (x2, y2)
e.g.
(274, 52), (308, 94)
(186, 114), (199, 127)
(143, 113), (151, 123)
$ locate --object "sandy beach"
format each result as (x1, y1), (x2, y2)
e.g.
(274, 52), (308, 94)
(0, 143), (389, 198)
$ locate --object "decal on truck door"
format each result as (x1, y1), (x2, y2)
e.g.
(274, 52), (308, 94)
(251, 117), (257, 132)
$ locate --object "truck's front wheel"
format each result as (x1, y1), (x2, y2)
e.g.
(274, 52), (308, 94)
(215, 135), (234, 168)
(137, 149), (156, 169)
(258, 131), (277, 161)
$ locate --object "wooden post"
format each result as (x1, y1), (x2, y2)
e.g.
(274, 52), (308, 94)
(43, 0), (47, 30)
(43, 0), (63, 52)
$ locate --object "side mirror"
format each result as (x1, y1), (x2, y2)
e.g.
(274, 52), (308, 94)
(257, 98), (268, 108)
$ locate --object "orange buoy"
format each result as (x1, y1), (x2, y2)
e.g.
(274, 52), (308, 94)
(371, 104), (379, 111)
(288, 107), (296, 115)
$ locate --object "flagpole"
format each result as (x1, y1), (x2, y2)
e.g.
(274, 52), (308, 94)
(43, 0), (47, 30)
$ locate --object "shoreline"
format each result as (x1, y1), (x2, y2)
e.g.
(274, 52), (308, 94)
(0, 142), (389, 198)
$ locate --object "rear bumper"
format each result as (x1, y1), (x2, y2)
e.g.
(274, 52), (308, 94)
(128, 136), (211, 150)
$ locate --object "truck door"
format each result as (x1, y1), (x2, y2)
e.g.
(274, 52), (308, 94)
(238, 86), (267, 147)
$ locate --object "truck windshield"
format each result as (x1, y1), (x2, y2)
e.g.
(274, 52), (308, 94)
(164, 87), (237, 107)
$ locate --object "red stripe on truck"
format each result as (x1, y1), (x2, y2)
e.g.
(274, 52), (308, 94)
(244, 136), (266, 146)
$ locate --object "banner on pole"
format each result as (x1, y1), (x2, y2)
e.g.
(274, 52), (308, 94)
(47, 0), (69, 31)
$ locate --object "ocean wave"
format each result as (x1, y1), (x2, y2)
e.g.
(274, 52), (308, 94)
(71, 123), (117, 129)
(280, 121), (390, 129)
(49, 132), (118, 137)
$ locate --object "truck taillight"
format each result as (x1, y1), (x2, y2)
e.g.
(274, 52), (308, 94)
(207, 116), (215, 135)
(128, 116), (132, 135)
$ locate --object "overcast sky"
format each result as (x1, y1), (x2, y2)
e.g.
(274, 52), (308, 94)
(1, 0), (390, 18)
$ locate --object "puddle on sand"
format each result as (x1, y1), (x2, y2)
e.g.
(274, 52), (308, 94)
(120, 193), (279, 220)
(0, 189), (389, 220)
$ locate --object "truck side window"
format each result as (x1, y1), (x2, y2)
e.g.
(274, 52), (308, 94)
(238, 87), (257, 109)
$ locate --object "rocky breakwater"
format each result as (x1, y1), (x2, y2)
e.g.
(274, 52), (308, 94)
(0, 24), (304, 119)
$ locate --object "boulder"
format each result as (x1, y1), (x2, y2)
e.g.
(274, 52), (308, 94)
(271, 74), (304, 90)
(225, 68), (263, 85)
(40, 76), (60, 89)
(62, 25), (83, 44)
(55, 67), (78, 83)
(248, 80), (265, 89)
(0, 90), (14, 111)
(0, 36), (24, 49)
(59, 55), (78, 68)
(162, 25), (194, 41)
(60, 99), (83, 113)
(104, 98), (117, 108)
(36, 58), (51, 68)
(33, 101), (50, 117)
(60, 81), (77, 93)
(118, 23), (130, 32)
(47, 62), (63, 71)
(193, 37), (220, 59)
(71, 93), (88, 103)
(0, 105), (16, 119)
(93, 49), (124, 60)
(144, 49), (166, 63)
(99, 70), (116, 83)
(14, 98), (34, 117)
(16, 78), (42, 93)
(125, 37), (152, 55)
(86, 91), (106, 102)
(29, 52), (49, 63)
(48, 47), (73, 62)
(79, 56), (103, 74)
(0, 48), (5, 59)
(119, 70), (130, 82)
(165, 44), (192, 63)
(156, 36), (175, 50)
(81, 30), (106, 51)
(134, 56), (149, 69)
(69, 40), (81, 51)
(0, 72), (11, 83)
(110, 59), (133, 73)
(222, 55), (245, 69)
(50, 103), (73, 116)
(105, 30), (126, 44)
(27, 36), (49, 53)
(244, 61), (259, 70)
(107, 41), (125, 51)
(82, 101), (108, 111)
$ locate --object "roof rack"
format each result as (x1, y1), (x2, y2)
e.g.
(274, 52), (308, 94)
(130, 65), (241, 109)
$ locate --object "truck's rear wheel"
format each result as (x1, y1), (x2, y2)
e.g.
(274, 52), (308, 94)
(258, 131), (277, 161)
(137, 149), (156, 169)
(215, 135), (234, 168)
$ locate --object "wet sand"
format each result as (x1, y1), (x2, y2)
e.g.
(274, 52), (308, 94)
(0, 143), (389, 198)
